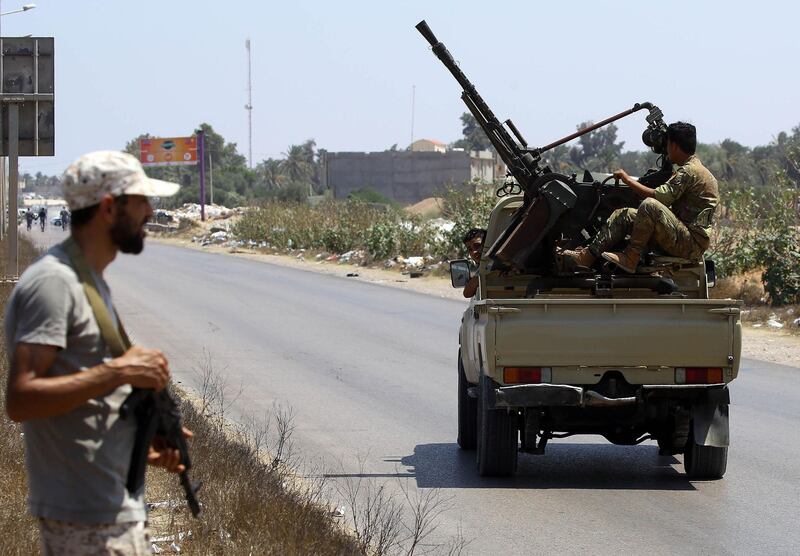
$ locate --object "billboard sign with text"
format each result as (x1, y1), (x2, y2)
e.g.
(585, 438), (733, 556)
(140, 136), (197, 166)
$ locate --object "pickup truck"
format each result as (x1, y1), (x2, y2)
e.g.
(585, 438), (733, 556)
(450, 195), (741, 478)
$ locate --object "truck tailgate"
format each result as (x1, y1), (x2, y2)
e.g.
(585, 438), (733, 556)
(487, 298), (741, 371)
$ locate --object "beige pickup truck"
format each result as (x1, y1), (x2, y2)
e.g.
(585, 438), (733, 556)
(450, 195), (741, 478)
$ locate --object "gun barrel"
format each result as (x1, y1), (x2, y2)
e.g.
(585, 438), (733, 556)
(415, 20), (438, 46)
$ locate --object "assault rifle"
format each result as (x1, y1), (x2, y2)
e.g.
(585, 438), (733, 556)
(416, 20), (671, 271)
(121, 388), (202, 518)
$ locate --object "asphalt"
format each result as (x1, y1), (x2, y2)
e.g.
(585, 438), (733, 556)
(21, 225), (800, 554)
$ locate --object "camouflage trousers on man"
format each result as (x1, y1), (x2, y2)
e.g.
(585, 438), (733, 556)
(588, 198), (707, 261)
(38, 518), (151, 556)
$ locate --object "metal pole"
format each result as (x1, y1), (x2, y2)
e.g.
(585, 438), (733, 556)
(8, 102), (19, 277)
(208, 153), (213, 206)
(245, 38), (253, 169)
(410, 84), (415, 146)
(197, 130), (205, 221)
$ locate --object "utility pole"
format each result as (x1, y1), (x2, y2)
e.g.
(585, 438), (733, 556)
(208, 152), (213, 206)
(410, 84), (416, 147)
(197, 129), (205, 221)
(245, 38), (253, 169)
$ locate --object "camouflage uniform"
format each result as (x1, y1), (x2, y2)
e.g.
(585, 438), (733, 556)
(38, 519), (151, 556)
(588, 155), (718, 260)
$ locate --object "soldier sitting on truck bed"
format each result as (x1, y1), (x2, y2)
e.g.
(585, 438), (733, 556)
(562, 122), (718, 273)
(462, 228), (486, 298)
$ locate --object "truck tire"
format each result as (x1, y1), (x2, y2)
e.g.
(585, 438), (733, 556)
(457, 351), (477, 450)
(683, 427), (728, 479)
(477, 375), (518, 476)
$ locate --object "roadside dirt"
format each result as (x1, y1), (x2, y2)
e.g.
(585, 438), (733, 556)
(151, 234), (799, 369)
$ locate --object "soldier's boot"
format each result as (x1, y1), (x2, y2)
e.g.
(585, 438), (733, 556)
(601, 247), (641, 274)
(560, 247), (597, 270)
(601, 224), (650, 273)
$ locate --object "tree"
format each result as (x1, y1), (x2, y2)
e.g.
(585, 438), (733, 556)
(281, 144), (313, 183)
(568, 121), (624, 172)
(452, 112), (492, 152)
(256, 158), (285, 190)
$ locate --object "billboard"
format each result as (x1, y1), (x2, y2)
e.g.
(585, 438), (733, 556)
(140, 136), (197, 166)
(0, 37), (55, 157)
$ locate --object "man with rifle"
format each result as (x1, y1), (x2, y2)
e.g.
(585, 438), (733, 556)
(4, 151), (197, 554)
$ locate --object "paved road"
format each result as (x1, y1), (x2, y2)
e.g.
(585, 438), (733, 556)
(22, 228), (800, 554)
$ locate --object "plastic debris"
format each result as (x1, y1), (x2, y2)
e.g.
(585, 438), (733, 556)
(332, 505), (346, 518)
(147, 500), (183, 511)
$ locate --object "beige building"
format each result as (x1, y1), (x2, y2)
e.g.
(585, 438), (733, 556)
(410, 138), (447, 153)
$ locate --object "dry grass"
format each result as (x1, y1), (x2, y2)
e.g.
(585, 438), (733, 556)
(0, 235), (45, 555)
(146, 355), (471, 555)
(144, 355), (362, 555)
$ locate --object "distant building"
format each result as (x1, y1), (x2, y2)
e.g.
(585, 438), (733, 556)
(323, 148), (506, 205)
(410, 139), (447, 153)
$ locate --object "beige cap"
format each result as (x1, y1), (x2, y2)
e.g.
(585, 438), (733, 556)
(62, 150), (180, 211)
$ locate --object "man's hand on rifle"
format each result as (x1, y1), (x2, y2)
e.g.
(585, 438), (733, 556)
(110, 345), (171, 391)
(147, 427), (194, 473)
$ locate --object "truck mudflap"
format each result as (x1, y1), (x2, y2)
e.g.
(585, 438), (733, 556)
(691, 399), (730, 448)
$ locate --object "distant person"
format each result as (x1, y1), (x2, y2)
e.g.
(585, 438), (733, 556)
(38, 206), (47, 232)
(25, 208), (34, 231)
(462, 228), (486, 298)
(4, 151), (188, 554)
(561, 122), (718, 273)
(60, 206), (69, 231)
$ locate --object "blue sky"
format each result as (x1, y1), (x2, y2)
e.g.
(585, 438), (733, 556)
(5, 0), (798, 175)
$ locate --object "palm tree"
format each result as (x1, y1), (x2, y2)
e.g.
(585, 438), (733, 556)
(257, 158), (285, 190)
(281, 145), (313, 183)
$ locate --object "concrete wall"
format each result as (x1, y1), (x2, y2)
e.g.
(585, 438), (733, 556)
(324, 151), (472, 205)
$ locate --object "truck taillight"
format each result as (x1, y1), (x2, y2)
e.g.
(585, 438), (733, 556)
(675, 367), (724, 384)
(503, 367), (551, 384)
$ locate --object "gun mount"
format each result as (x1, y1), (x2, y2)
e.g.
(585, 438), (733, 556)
(416, 20), (672, 273)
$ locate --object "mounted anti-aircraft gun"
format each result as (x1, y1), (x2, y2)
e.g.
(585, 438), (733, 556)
(416, 20), (671, 273)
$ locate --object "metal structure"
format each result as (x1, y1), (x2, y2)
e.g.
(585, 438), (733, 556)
(245, 38), (252, 169)
(0, 36), (55, 278)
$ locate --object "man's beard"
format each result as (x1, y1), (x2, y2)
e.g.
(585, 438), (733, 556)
(110, 210), (146, 254)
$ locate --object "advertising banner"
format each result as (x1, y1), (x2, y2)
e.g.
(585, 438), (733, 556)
(140, 136), (198, 166)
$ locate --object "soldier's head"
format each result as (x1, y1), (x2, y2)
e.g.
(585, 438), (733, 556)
(463, 228), (487, 263)
(63, 151), (179, 255)
(666, 122), (697, 161)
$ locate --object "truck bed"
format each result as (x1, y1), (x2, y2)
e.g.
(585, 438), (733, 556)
(477, 298), (741, 384)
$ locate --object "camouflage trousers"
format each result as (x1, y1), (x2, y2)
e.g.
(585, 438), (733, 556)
(588, 198), (707, 261)
(38, 518), (151, 556)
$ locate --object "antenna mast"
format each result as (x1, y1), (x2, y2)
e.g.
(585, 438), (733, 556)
(245, 38), (253, 168)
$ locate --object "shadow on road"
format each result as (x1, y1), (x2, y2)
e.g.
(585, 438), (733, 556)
(395, 442), (695, 491)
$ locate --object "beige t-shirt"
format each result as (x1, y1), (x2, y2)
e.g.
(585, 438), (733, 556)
(4, 242), (145, 524)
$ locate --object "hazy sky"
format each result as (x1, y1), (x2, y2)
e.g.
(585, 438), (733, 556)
(5, 0), (798, 176)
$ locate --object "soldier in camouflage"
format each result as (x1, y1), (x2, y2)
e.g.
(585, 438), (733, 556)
(562, 122), (718, 273)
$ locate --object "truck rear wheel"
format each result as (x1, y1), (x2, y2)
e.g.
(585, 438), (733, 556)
(477, 375), (518, 476)
(457, 351), (477, 450)
(683, 427), (728, 479)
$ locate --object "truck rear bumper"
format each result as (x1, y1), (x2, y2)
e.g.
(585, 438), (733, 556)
(493, 383), (729, 409)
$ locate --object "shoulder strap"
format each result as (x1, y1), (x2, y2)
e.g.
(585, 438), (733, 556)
(62, 237), (131, 358)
